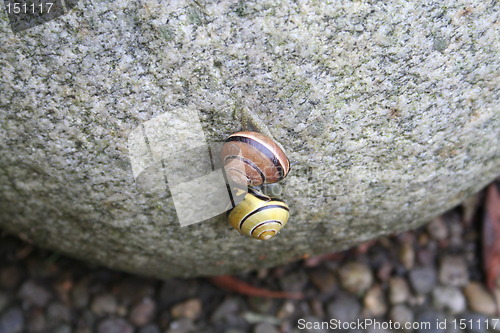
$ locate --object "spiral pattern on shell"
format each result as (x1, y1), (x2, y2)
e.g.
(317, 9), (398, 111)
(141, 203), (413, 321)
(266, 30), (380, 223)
(221, 131), (290, 186)
(227, 188), (289, 240)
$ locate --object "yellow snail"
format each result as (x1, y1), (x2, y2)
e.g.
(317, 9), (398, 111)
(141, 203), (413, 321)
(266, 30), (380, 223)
(227, 187), (289, 240)
(221, 131), (290, 186)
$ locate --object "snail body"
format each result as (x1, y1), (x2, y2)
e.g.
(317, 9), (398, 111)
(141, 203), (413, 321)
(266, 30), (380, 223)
(227, 188), (289, 240)
(221, 131), (290, 186)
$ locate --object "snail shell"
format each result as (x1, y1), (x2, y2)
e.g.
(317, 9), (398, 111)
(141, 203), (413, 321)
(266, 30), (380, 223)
(227, 188), (289, 240)
(221, 131), (290, 186)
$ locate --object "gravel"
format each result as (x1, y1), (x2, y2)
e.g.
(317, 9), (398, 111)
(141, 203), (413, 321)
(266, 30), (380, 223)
(388, 277), (411, 305)
(463, 282), (497, 316)
(439, 255), (469, 287)
(0, 189), (498, 332)
(327, 293), (361, 322)
(0, 308), (24, 333)
(17, 280), (52, 308)
(338, 262), (374, 295)
(96, 318), (134, 333)
(129, 297), (157, 326)
(90, 293), (118, 316)
(432, 286), (466, 314)
(389, 304), (414, 329)
(409, 266), (438, 295)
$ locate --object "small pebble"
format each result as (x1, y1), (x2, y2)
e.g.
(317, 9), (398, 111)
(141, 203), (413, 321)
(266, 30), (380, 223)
(242, 312), (280, 325)
(0, 292), (8, 313)
(276, 301), (295, 320)
(409, 266), (437, 294)
(26, 309), (46, 333)
(463, 282), (496, 316)
(248, 297), (274, 314)
(75, 310), (95, 332)
(75, 328), (92, 333)
(0, 308), (24, 333)
(432, 285), (466, 314)
(427, 217), (448, 241)
(114, 278), (155, 307)
(170, 298), (201, 320)
(0, 266), (22, 289)
(159, 279), (198, 308)
(18, 280), (52, 307)
(253, 322), (279, 333)
(211, 297), (241, 322)
(494, 288), (500, 316)
(309, 299), (324, 318)
(129, 297), (156, 326)
(327, 293), (361, 322)
(116, 304), (128, 317)
(377, 262), (393, 282)
(53, 277), (72, 305)
(407, 294), (426, 307)
(279, 322), (294, 333)
(363, 285), (386, 317)
(53, 324), (72, 333)
(446, 211), (464, 241)
(47, 302), (72, 324)
(416, 247), (436, 266)
(399, 242), (415, 270)
(278, 270), (308, 292)
(97, 318), (134, 333)
(308, 267), (337, 294)
(418, 233), (430, 245)
(389, 304), (414, 330)
(157, 310), (170, 330)
(338, 262), (373, 295)
(415, 310), (447, 333)
(439, 255), (469, 287)
(461, 194), (480, 225)
(256, 268), (269, 280)
(71, 278), (90, 309)
(166, 318), (196, 333)
(138, 324), (161, 333)
(388, 277), (411, 304)
(91, 294), (118, 316)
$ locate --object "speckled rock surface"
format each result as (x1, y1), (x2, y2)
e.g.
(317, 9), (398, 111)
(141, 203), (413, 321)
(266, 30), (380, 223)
(0, 0), (498, 278)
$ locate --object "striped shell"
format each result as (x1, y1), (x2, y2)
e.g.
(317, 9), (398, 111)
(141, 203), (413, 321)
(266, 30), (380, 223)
(221, 131), (290, 186)
(227, 188), (289, 240)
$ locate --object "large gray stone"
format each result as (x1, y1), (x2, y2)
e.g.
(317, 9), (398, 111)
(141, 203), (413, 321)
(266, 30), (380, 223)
(0, 0), (498, 277)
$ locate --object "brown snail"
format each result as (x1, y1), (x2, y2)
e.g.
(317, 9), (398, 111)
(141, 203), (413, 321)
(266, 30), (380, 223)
(221, 131), (290, 186)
